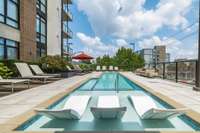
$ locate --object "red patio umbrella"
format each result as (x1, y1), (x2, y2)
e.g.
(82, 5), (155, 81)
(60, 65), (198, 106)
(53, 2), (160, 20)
(72, 52), (94, 60)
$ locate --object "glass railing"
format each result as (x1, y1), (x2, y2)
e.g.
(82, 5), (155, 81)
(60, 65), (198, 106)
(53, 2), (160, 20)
(63, 25), (73, 38)
(147, 60), (197, 85)
(63, 43), (73, 55)
(63, 6), (73, 20)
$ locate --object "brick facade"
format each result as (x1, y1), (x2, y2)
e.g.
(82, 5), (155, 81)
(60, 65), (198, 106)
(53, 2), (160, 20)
(20, 0), (37, 61)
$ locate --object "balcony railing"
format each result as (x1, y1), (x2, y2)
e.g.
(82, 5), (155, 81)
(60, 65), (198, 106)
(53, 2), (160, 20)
(63, 25), (73, 38)
(63, 6), (73, 21)
(63, 0), (72, 4)
(63, 43), (73, 55)
(147, 60), (197, 85)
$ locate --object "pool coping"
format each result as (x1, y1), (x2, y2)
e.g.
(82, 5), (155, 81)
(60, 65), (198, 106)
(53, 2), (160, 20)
(1, 72), (200, 133)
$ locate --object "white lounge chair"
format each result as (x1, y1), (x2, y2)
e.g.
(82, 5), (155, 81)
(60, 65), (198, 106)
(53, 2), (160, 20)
(96, 66), (101, 71)
(109, 66), (113, 71)
(129, 94), (187, 119)
(114, 67), (119, 71)
(0, 76), (30, 93)
(73, 65), (83, 71)
(35, 95), (91, 119)
(15, 63), (54, 83)
(91, 95), (126, 119)
(30, 65), (61, 77)
(102, 66), (107, 71)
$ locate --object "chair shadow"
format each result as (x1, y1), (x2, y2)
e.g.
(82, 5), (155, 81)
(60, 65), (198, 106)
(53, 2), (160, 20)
(141, 119), (174, 129)
(41, 119), (143, 131)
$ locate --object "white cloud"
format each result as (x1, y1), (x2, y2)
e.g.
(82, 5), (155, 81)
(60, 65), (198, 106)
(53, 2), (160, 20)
(138, 36), (198, 61)
(76, 32), (129, 57)
(116, 39), (129, 47)
(77, 0), (192, 39)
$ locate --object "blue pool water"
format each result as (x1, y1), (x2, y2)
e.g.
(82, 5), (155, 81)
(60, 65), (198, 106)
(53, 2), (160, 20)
(17, 72), (200, 132)
(79, 72), (140, 91)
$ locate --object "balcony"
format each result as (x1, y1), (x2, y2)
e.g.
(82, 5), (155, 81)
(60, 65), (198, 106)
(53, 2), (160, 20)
(63, 26), (73, 38)
(63, 0), (72, 4)
(63, 43), (73, 56)
(63, 10), (73, 21)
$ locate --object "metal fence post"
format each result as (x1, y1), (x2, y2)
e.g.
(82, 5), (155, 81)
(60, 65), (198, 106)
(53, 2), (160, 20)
(176, 62), (178, 83)
(194, 60), (200, 90)
(163, 63), (165, 79)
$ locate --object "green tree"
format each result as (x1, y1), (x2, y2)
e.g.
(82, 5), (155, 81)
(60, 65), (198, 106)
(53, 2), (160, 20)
(95, 47), (144, 71)
(96, 55), (114, 66)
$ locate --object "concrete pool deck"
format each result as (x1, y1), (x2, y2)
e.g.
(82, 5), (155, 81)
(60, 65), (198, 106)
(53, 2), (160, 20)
(121, 72), (200, 113)
(1, 71), (200, 133)
(121, 72), (200, 124)
(0, 72), (102, 125)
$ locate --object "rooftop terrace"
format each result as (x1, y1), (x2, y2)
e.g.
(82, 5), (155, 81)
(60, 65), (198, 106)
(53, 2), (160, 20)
(0, 72), (200, 133)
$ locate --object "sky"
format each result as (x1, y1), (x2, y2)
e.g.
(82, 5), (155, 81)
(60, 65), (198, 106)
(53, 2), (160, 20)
(69, 0), (199, 61)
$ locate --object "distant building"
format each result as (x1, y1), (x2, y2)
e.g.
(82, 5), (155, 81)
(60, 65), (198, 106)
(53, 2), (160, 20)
(166, 53), (170, 62)
(137, 45), (170, 67)
(153, 46), (166, 64)
(136, 49), (154, 68)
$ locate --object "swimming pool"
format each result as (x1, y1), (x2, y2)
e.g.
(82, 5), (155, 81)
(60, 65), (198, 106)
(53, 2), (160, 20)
(16, 72), (200, 132)
(79, 72), (141, 91)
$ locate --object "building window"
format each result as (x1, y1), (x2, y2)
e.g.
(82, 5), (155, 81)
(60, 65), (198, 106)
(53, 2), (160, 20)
(0, 37), (19, 60)
(0, 0), (19, 28)
(36, 0), (47, 58)
(36, 0), (47, 15)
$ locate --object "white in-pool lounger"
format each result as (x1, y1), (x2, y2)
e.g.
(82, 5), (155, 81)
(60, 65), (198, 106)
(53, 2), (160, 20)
(129, 94), (187, 119)
(91, 95), (126, 119)
(35, 95), (91, 119)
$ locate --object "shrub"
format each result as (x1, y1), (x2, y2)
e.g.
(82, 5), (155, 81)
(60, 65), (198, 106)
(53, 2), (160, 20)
(0, 63), (13, 78)
(0, 60), (39, 77)
(79, 63), (96, 71)
(38, 55), (68, 73)
(0, 60), (18, 77)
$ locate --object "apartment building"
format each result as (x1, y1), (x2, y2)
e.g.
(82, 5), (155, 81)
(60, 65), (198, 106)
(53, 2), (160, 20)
(136, 49), (154, 68)
(153, 46), (166, 64)
(137, 45), (170, 68)
(166, 53), (170, 62)
(0, 0), (73, 61)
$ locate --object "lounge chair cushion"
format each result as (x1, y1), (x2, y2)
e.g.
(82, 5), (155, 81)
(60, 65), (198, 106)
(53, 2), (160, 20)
(114, 67), (119, 71)
(91, 96), (126, 119)
(30, 65), (44, 75)
(15, 63), (33, 77)
(66, 66), (72, 71)
(129, 94), (187, 119)
(102, 66), (107, 71)
(30, 65), (60, 77)
(35, 95), (91, 119)
(109, 66), (113, 70)
(96, 66), (101, 71)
